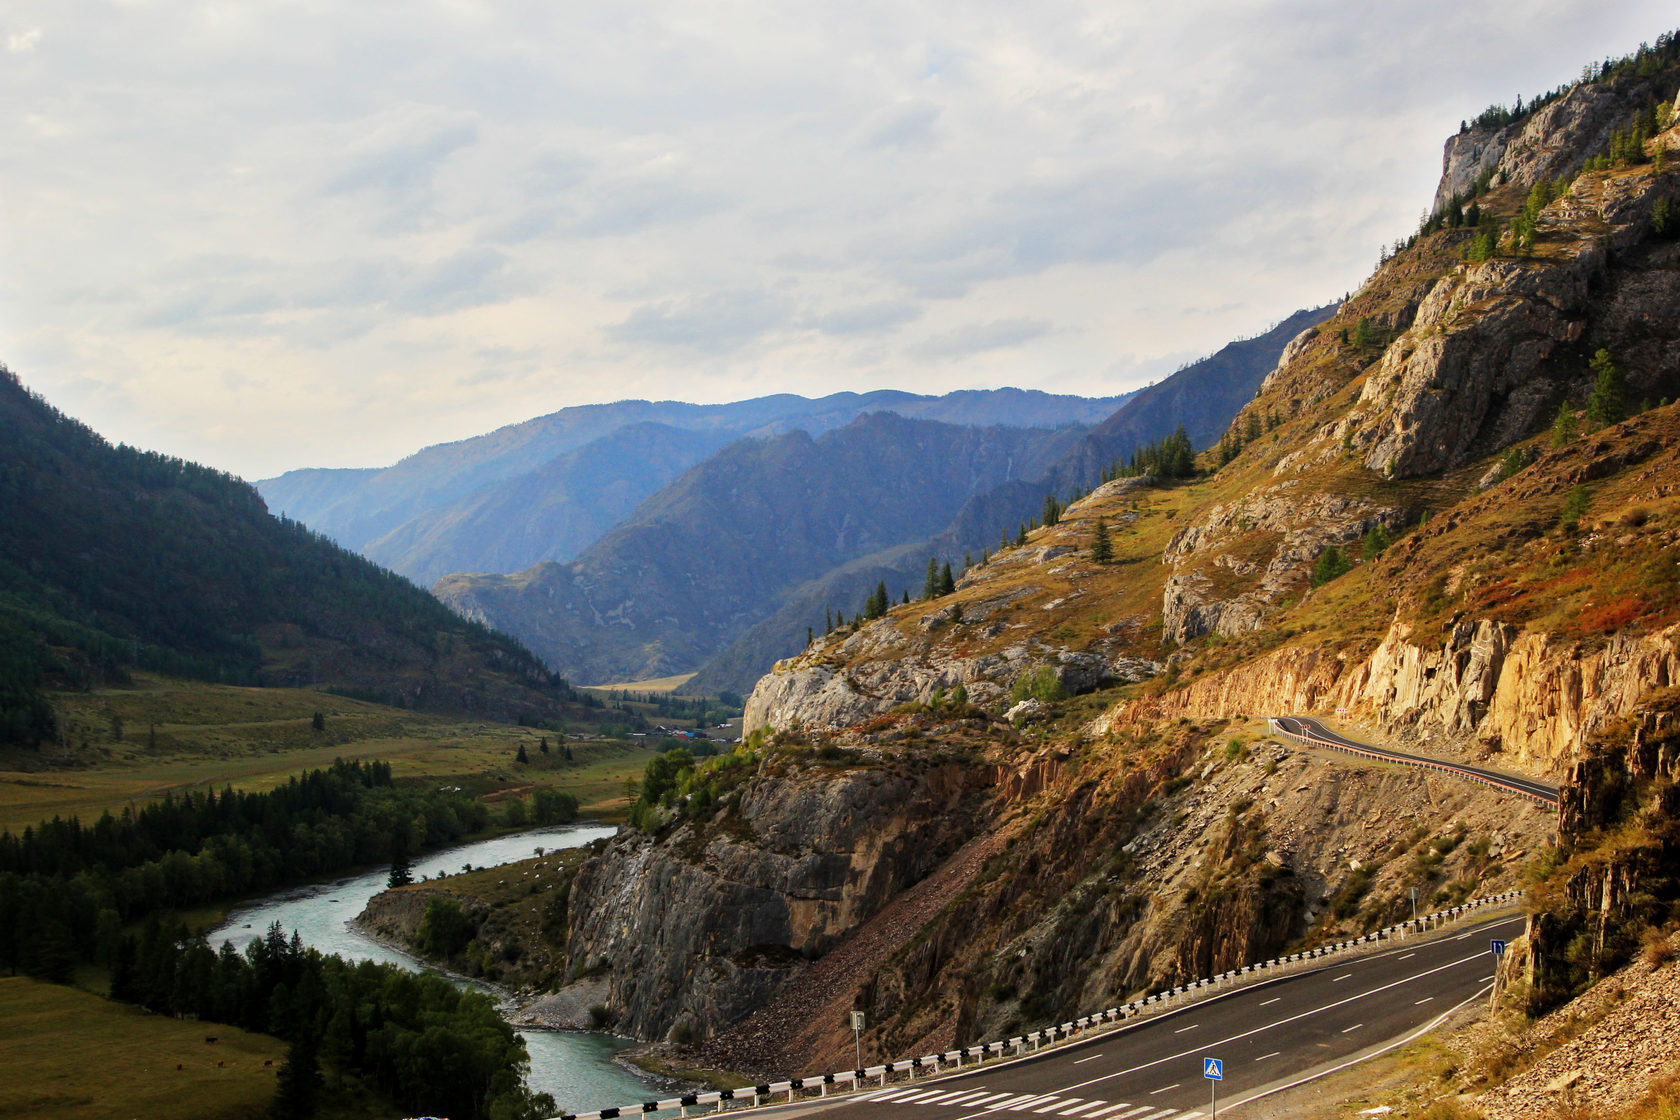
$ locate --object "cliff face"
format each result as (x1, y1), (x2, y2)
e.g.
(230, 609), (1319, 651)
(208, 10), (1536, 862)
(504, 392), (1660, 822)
(562, 758), (996, 1041)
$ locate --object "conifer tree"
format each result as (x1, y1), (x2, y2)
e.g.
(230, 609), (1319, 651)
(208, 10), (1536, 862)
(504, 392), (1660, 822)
(1090, 516), (1113, 564)
(1585, 348), (1626, 426)
(923, 557), (939, 600)
(1042, 494), (1062, 527)
(938, 561), (955, 596)
(1552, 401), (1578, 446)
(516, 743), (530, 764)
(1015, 523), (1028, 546)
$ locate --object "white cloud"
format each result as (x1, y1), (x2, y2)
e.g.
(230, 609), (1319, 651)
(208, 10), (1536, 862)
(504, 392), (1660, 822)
(0, 1), (1674, 478)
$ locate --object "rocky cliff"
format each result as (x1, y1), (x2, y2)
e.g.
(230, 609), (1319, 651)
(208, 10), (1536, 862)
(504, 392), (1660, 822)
(562, 754), (997, 1042)
(568, 40), (1680, 1087)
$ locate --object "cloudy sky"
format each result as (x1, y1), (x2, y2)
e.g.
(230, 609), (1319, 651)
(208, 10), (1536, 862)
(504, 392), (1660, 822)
(2, 2), (1674, 479)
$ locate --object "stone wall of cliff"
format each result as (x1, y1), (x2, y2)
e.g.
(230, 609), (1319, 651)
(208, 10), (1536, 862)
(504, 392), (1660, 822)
(561, 756), (997, 1042)
(1098, 616), (1680, 778)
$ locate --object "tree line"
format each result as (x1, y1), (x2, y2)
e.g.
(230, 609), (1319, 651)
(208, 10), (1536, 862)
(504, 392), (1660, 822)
(0, 758), (561, 1117)
(111, 918), (551, 1120)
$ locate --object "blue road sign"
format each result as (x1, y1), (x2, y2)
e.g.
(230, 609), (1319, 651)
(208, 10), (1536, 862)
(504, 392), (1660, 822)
(1204, 1057), (1223, 1081)
(1490, 939), (1508, 957)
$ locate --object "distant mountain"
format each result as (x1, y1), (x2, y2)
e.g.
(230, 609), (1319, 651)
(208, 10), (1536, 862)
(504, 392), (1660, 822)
(434, 413), (1097, 684)
(259, 388), (1133, 583)
(0, 365), (582, 740)
(1092, 304), (1338, 453)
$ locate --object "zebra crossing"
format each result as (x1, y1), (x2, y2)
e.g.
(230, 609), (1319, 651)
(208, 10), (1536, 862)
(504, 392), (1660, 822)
(858, 1086), (1205, 1120)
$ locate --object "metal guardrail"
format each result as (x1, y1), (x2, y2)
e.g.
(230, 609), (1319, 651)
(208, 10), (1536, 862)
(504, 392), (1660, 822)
(550, 890), (1526, 1120)
(1269, 720), (1559, 808)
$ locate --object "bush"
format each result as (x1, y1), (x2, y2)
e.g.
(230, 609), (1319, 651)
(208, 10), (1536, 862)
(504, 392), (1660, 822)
(1009, 666), (1067, 705)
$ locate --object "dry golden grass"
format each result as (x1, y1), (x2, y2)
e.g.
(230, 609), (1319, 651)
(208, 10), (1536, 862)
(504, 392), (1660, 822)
(0, 674), (657, 832)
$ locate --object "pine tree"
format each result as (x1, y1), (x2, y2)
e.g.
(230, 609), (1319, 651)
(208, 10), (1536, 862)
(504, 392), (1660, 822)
(825, 607), (833, 634)
(938, 561), (955, 596)
(1311, 547), (1351, 587)
(1552, 400), (1578, 446)
(1042, 494), (1062, 527)
(1244, 410), (1262, 442)
(1585, 348), (1625, 426)
(901, 589), (909, 604)
(387, 840), (413, 889)
(1014, 523), (1028, 546)
(1360, 523), (1392, 562)
(1090, 516), (1113, 564)
(516, 743), (530, 764)
(271, 1035), (322, 1119)
(923, 557), (939, 600)
(951, 682), (968, 708)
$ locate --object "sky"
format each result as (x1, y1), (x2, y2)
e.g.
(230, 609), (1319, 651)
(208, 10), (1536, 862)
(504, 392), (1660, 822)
(2, 2), (1675, 480)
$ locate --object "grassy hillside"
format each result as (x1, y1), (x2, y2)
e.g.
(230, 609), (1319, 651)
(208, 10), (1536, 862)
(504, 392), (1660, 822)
(0, 365), (590, 744)
(0, 975), (303, 1120)
(0, 673), (655, 832)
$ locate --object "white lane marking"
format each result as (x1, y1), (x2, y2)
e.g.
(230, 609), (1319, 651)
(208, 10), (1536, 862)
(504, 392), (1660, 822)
(1172, 1023), (1199, 1033)
(1058, 1101), (1108, 1115)
(898, 1090), (950, 1102)
(1131, 1109), (1178, 1120)
(1113, 1108), (1154, 1119)
(921, 1091), (969, 1104)
(1342, 1023), (1364, 1033)
(946, 1092), (996, 1105)
(1259, 997), (1281, 1006)
(1085, 1104), (1137, 1117)
(870, 1088), (918, 1100)
(1149, 1084), (1180, 1094)
(1415, 997), (1434, 1005)
(1074, 1053), (1106, 1065)
(1031, 1098), (1075, 1113)
(972, 1094), (1016, 1107)
(1480, 975), (1495, 982)
(1223, 986), (1492, 1111)
(1399, 953), (1416, 960)
(1332, 973), (1353, 982)
(1254, 1051), (1280, 1061)
(1043, 947), (1500, 1099)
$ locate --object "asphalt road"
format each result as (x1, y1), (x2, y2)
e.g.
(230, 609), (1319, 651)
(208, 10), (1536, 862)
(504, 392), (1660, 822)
(1272, 716), (1560, 805)
(806, 912), (1524, 1120)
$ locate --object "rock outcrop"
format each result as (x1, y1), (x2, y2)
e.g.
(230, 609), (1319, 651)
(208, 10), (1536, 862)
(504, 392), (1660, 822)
(1100, 616), (1680, 777)
(562, 759), (995, 1041)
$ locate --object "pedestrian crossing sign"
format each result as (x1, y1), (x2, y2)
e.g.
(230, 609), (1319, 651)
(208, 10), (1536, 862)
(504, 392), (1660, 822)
(1204, 1057), (1223, 1080)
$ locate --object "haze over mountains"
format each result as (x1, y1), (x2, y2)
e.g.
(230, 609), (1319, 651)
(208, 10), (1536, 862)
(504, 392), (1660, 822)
(267, 315), (1331, 690)
(259, 389), (1135, 586)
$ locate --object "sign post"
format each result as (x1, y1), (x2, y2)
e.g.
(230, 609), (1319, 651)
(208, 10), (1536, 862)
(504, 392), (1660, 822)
(1204, 1057), (1223, 1119)
(851, 1011), (866, 1070)
(1409, 886), (1419, 924)
(1488, 939), (1508, 1012)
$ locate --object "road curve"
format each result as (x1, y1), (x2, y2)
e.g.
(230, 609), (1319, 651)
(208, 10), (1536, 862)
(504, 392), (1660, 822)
(790, 912), (1524, 1120)
(1270, 716), (1559, 807)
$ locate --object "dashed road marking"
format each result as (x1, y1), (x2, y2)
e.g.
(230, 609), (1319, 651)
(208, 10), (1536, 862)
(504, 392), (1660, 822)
(1415, 996), (1434, 1005)
(1259, 997), (1281, 1006)
(1172, 1024), (1198, 1033)
(1332, 974), (1353, 982)
(1074, 1053), (1105, 1064)
(1255, 1051), (1280, 1061)
(1149, 1084), (1179, 1094)
(1342, 1023), (1363, 1033)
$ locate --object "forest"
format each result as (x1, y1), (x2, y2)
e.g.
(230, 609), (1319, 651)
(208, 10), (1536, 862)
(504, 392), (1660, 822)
(0, 759), (561, 1117)
(0, 363), (584, 743)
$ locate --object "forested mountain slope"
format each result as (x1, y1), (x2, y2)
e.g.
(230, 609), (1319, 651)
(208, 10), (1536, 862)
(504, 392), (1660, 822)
(435, 413), (1101, 685)
(0, 367), (581, 740)
(1091, 303), (1337, 453)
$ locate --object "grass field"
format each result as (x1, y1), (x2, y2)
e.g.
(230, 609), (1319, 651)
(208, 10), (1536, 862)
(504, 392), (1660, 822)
(0, 975), (285, 1120)
(583, 672), (696, 694)
(0, 675), (657, 833)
